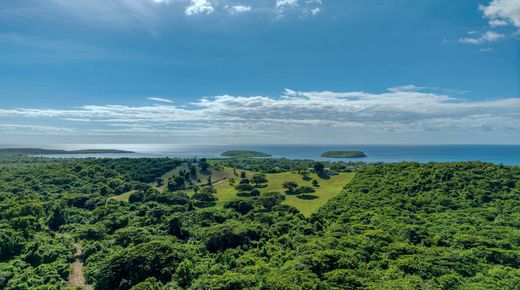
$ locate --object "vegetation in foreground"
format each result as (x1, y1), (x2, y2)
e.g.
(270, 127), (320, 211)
(321, 150), (367, 158)
(221, 150), (272, 158)
(0, 156), (519, 289)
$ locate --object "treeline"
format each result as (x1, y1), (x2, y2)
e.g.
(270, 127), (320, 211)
(217, 158), (362, 173)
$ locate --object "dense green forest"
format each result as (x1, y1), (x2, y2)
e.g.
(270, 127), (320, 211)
(0, 157), (519, 289)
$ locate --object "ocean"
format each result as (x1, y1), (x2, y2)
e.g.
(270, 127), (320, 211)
(15, 144), (520, 166)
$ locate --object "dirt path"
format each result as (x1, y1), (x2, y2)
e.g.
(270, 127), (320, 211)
(68, 245), (93, 290)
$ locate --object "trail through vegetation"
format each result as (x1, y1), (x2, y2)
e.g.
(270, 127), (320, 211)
(68, 245), (92, 290)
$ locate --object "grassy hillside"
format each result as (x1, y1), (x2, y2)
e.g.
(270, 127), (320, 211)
(110, 165), (354, 216)
(213, 171), (354, 216)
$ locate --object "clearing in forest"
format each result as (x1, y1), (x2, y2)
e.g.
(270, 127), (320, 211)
(109, 165), (354, 216)
(212, 170), (355, 216)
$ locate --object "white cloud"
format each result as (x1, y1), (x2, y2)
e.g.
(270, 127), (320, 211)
(148, 97), (174, 103)
(225, 5), (252, 14)
(479, 0), (520, 30)
(309, 7), (320, 16)
(276, 0), (299, 8)
(185, 0), (215, 16)
(275, 0), (321, 18)
(489, 19), (509, 27)
(0, 124), (74, 134)
(0, 88), (518, 140)
(459, 31), (505, 44)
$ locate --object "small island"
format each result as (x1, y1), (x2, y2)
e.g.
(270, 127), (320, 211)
(321, 150), (367, 158)
(0, 148), (134, 155)
(221, 150), (272, 158)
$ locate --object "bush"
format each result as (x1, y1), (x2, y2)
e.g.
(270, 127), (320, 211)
(198, 221), (260, 253)
(95, 241), (194, 289)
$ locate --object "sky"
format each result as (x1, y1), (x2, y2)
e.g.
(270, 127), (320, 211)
(0, 0), (519, 145)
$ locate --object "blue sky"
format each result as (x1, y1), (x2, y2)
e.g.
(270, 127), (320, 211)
(0, 0), (519, 145)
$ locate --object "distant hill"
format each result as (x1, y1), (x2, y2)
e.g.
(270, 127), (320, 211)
(221, 150), (272, 158)
(321, 150), (367, 158)
(0, 148), (134, 155)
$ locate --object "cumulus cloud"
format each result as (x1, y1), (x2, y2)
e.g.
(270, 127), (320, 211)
(225, 5), (252, 14)
(459, 31), (505, 44)
(2, 0), (323, 31)
(0, 88), (518, 139)
(456, 1), (519, 46)
(276, 0), (299, 8)
(185, 0), (215, 16)
(479, 0), (520, 30)
(275, 0), (321, 18)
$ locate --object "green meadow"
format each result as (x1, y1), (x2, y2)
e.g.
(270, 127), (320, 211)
(213, 170), (355, 216)
(110, 165), (354, 216)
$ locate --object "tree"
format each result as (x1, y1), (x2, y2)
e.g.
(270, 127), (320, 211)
(199, 158), (209, 172)
(312, 179), (319, 187)
(167, 214), (188, 240)
(95, 241), (194, 289)
(313, 162), (325, 173)
(282, 181), (298, 194)
(256, 192), (285, 210)
(224, 199), (255, 215)
(240, 171), (246, 179)
(236, 183), (254, 192)
(189, 165), (197, 178)
(47, 205), (66, 231)
(192, 186), (217, 207)
(174, 176), (185, 188)
(174, 260), (193, 288)
(296, 186), (316, 195)
(251, 174), (268, 186)
(167, 176), (185, 192)
(0, 229), (23, 261)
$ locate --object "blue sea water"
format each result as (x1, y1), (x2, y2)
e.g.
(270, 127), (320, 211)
(21, 144), (520, 166)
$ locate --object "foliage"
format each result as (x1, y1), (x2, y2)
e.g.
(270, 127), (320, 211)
(0, 157), (518, 289)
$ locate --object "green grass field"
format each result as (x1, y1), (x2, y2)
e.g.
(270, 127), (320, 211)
(109, 190), (135, 202)
(108, 166), (253, 202)
(213, 171), (355, 216)
(109, 166), (354, 216)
